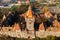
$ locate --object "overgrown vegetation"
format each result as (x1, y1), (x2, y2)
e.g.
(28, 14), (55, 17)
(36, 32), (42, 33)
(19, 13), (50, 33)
(0, 35), (60, 40)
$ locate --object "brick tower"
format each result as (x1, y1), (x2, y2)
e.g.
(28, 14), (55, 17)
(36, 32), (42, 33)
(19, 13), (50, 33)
(25, 6), (35, 38)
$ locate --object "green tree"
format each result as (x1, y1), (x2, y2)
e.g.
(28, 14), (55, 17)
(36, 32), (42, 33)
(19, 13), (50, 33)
(11, 5), (18, 12)
(11, 4), (29, 14)
(19, 4), (29, 14)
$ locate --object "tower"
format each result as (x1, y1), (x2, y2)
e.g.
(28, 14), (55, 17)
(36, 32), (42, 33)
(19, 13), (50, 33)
(39, 23), (45, 32)
(36, 23), (45, 38)
(17, 0), (21, 5)
(53, 19), (59, 27)
(25, 6), (35, 38)
(13, 23), (20, 31)
(2, 15), (6, 21)
(44, 9), (52, 18)
(54, 14), (57, 19)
